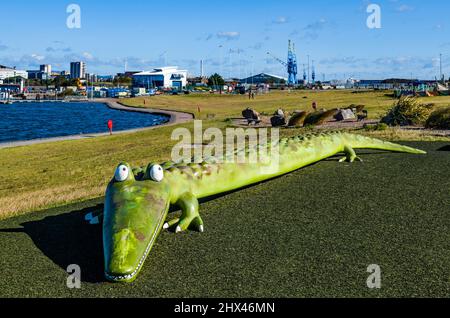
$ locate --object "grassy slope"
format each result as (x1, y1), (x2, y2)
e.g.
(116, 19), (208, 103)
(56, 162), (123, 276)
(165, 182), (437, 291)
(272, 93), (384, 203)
(0, 123), (184, 219)
(0, 142), (448, 297)
(1, 90), (449, 219)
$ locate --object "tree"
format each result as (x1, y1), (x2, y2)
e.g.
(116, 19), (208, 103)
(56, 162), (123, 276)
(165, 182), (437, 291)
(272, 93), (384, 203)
(208, 73), (225, 87)
(113, 76), (132, 87)
(52, 76), (69, 88)
(58, 88), (75, 97)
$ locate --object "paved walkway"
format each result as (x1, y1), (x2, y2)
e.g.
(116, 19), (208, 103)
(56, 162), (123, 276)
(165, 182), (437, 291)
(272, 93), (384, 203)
(0, 99), (194, 149)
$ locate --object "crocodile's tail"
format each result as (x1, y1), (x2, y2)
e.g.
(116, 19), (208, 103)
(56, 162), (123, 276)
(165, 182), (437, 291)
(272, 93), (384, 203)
(343, 133), (427, 154)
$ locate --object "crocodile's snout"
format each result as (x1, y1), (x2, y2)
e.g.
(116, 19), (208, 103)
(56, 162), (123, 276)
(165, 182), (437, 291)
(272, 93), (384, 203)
(106, 229), (140, 278)
(103, 164), (170, 283)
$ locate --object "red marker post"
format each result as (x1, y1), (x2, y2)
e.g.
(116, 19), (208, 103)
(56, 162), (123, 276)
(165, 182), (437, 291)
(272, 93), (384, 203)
(107, 119), (113, 135)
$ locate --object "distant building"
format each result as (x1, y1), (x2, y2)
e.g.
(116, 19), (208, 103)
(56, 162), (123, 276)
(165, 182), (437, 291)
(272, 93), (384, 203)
(354, 80), (389, 90)
(70, 61), (86, 79)
(27, 64), (53, 80)
(0, 65), (28, 80)
(58, 71), (71, 79)
(27, 70), (50, 80)
(27, 70), (40, 80)
(97, 75), (114, 82)
(354, 79), (425, 90)
(40, 64), (52, 74)
(188, 76), (208, 86)
(106, 88), (130, 98)
(0, 83), (21, 92)
(86, 73), (98, 83)
(239, 73), (287, 85)
(133, 67), (188, 89)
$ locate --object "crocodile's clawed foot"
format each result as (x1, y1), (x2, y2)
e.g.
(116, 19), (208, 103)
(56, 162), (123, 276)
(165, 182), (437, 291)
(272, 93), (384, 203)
(163, 218), (179, 231)
(339, 155), (363, 163)
(192, 216), (204, 233)
(85, 212), (103, 225)
(164, 215), (204, 233)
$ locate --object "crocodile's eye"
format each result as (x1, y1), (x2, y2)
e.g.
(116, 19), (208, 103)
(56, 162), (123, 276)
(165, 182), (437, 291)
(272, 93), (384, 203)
(149, 164), (164, 182)
(115, 164), (129, 182)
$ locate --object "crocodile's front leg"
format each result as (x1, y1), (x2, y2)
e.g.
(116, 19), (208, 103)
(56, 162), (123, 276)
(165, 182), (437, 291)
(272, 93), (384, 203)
(163, 192), (204, 233)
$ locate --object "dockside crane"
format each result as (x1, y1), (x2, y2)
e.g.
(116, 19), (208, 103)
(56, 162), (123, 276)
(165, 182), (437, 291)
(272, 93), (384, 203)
(266, 40), (298, 85)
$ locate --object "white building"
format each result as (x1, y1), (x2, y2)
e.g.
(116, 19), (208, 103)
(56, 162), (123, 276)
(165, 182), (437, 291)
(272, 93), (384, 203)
(0, 65), (28, 80)
(133, 66), (188, 89)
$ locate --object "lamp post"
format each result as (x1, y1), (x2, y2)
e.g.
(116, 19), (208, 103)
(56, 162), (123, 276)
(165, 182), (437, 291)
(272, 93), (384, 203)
(251, 56), (254, 86)
(218, 44), (223, 77)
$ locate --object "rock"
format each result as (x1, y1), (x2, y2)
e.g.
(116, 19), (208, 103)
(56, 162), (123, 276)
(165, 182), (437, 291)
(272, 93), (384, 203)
(288, 111), (308, 127)
(271, 115), (286, 127)
(242, 108), (261, 125)
(335, 109), (356, 121)
(242, 108), (259, 119)
(275, 109), (285, 117)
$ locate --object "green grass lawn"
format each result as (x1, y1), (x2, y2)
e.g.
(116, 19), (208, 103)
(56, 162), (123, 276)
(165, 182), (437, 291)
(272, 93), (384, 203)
(124, 90), (450, 120)
(0, 142), (449, 297)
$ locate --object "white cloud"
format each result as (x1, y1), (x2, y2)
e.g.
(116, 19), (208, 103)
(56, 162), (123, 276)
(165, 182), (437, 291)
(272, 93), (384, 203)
(31, 54), (45, 61)
(396, 5), (414, 12)
(272, 16), (288, 24)
(217, 31), (240, 40)
(302, 18), (329, 40)
(82, 52), (94, 60)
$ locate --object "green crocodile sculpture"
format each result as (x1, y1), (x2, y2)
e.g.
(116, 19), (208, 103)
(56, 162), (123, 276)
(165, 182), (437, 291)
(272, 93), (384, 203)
(95, 131), (425, 283)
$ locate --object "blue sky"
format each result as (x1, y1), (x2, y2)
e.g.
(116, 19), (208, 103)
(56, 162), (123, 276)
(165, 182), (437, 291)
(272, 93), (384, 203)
(0, 0), (449, 79)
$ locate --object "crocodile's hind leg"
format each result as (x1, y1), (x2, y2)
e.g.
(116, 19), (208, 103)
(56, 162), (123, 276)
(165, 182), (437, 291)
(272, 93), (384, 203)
(339, 145), (363, 163)
(163, 192), (204, 233)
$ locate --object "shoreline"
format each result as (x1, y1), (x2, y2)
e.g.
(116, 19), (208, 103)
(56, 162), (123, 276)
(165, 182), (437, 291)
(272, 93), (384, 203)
(0, 99), (194, 149)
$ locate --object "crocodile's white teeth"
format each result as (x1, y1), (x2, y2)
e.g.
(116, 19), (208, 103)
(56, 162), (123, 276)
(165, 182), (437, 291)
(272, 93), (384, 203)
(175, 226), (182, 233)
(163, 223), (169, 230)
(199, 225), (204, 233)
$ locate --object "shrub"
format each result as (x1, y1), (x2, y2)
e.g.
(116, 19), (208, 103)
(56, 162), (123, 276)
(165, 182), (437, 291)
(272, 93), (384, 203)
(364, 123), (388, 131)
(381, 97), (434, 126)
(425, 107), (450, 129)
(347, 104), (365, 113)
(58, 88), (75, 97)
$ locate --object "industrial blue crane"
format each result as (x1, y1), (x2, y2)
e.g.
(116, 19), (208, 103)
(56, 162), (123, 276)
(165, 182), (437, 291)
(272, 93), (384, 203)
(267, 40), (298, 85)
